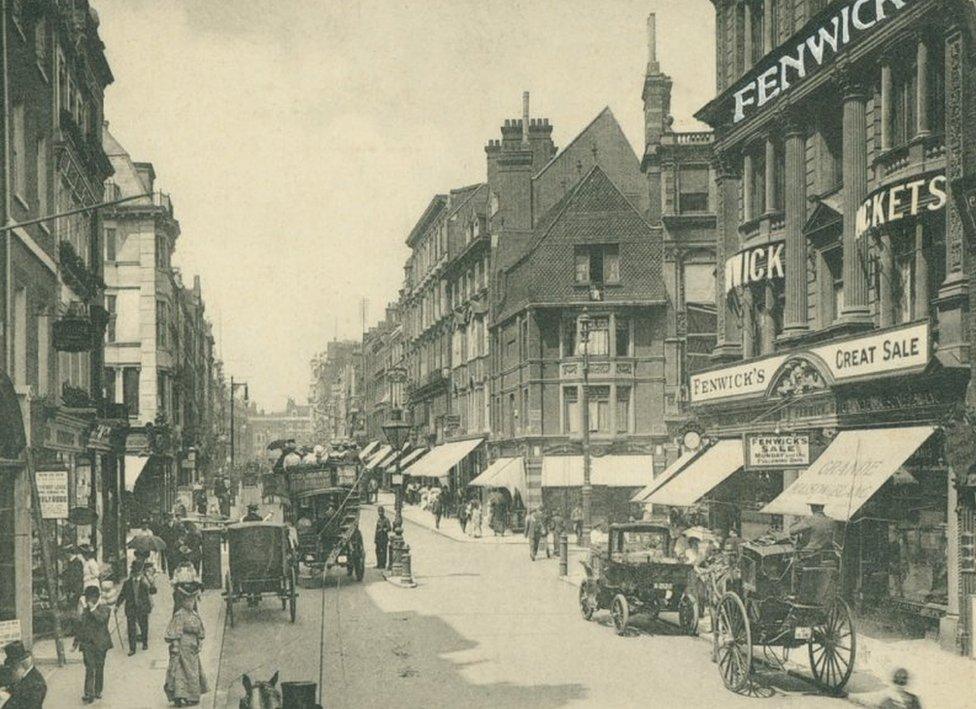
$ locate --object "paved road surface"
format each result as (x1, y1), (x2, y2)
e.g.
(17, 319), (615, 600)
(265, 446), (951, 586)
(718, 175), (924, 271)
(216, 506), (841, 708)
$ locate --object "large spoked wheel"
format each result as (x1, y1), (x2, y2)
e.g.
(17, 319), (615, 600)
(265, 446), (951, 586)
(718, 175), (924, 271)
(716, 592), (751, 692)
(224, 574), (235, 629)
(808, 597), (856, 693)
(679, 592), (699, 636)
(578, 582), (595, 621)
(289, 567), (298, 623)
(610, 594), (629, 636)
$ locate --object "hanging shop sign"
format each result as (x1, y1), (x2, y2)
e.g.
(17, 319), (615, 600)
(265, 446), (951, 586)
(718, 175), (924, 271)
(730, 0), (913, 123)
(52, 316), (94, 352)
(36, 469), (69, 519)
(856, 172), (947, 239)
(724, 241), (784, 294)
(744, 433), (810, 469)
(690, 321), (929, 403)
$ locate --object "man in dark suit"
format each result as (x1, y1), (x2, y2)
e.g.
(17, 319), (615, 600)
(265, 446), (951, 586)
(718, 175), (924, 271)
(73, 586), (112, 704)
(116, 560), (156, 654)
(0, 641), (46, 708)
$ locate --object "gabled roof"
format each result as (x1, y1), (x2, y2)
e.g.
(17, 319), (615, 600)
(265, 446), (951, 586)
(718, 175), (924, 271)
(495, 165), (666, 323)
(534, 107), (625, 180)
(406, 194), (448, 247)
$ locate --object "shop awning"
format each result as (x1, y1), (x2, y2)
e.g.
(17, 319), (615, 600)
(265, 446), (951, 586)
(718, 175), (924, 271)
(631, 448), (703, 503)
(645, 439), (743, 506)
(405, 438), (484, 478)
(377, 446), (409, 470)
(541, 455), (654, 487)
(124, 455), (150, 492)
(761, 426), (936, 520)
(365, 445), (392, 470)
(468, 457), (527, 501)
(399, 448), (427, 469)
(359, 441), (380, 461)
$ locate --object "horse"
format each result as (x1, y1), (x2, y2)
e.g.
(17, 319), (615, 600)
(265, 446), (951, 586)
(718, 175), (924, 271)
(240, 672), (282, 709)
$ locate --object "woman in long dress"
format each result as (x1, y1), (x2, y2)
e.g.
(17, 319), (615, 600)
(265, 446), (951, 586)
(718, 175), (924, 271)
(164, 591), (208, 706)
(469, 501), (482, 538)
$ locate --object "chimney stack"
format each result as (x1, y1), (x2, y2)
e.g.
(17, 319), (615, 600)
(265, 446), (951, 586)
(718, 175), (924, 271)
(522, 91), (530, 146)
(646, 13), (659, 74)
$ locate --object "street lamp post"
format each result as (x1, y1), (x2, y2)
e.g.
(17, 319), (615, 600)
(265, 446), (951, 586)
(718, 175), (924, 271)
(578, 307), (592, 547)
(382, 407), (412, 585)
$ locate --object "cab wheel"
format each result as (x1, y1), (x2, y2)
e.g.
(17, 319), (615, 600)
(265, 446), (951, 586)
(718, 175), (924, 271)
(578, 582), (594, 621)
(610, 594), (629, 636)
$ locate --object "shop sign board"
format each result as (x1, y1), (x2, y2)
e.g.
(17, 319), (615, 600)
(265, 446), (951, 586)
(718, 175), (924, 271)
(36, 470), (69, 518)
(725, 241), (784, 293)
(690, 322), (929, 404)
(0, 619), (21, 645)
(856, 172), (947, 239)
(744, 433), (810, 469)
(730, 0), (912, 124)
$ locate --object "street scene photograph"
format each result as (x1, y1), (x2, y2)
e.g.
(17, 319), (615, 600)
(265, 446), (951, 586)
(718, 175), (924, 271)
(1, 0), (976, 707)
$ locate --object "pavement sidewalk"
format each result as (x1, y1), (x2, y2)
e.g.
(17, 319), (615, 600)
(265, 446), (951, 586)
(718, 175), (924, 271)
(32, 572), (225, 709)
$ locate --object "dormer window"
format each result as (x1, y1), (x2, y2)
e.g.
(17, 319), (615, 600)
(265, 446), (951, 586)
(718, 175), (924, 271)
(574, 244), (620, 285)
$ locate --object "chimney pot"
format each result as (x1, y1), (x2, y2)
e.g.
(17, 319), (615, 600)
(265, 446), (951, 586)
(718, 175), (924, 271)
(522, 91), (530, 146)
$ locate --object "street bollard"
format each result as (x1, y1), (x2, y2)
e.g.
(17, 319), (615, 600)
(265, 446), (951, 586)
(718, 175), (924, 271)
(390, 524), (405, 577)
(400, 543), (414, 585)
(559, 533), (568, 576)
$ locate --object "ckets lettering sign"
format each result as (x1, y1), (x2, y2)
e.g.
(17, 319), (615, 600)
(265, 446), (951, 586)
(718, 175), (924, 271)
(855, 173), (947, 239)
(731, 0), (912, 124)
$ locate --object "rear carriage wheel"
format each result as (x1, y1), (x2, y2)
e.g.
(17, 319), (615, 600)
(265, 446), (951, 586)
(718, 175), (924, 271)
(224, 574), (235, 629)
(578, 582), (595, 621)
(610, 594), (629, 636)
(808, 597), (856, 693)
(716, 592), (751, 692)
(678, 593), (699, 636)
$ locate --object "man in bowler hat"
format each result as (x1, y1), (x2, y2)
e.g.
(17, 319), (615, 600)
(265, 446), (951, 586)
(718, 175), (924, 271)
(0, 641), (46, 708)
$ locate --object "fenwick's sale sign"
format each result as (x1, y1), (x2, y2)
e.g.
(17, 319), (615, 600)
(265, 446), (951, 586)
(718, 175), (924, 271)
(732, 0), (913, 124)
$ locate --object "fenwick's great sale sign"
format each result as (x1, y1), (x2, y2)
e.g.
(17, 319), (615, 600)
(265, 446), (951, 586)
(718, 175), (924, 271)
(732, 0), (913, 124)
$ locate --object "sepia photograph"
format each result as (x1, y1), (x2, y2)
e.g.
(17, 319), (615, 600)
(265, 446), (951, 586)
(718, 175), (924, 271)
(0, 0), (974, 707)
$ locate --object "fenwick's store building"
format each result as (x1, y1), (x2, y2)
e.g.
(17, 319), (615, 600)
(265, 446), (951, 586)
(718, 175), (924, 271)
(664, 0), (976, 654)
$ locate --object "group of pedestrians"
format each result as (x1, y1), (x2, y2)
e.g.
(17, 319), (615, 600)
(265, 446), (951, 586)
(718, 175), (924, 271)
(525, 507), (570, 561)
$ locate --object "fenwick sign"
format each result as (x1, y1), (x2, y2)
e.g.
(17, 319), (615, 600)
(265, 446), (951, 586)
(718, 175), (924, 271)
(732, 0), (913, 124)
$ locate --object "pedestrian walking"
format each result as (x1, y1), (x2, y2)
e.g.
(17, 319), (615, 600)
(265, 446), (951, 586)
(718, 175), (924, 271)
(571, 504), (584, 542)
(74, 586), (112, 704)
(374, 506), (392, 568)
(164, 590), (209, 707)
(457, 500), (469, 534)
(527, 509), (547, 561)
(469, 501), (482, 538)
(433, 494), (444, 529)
(547, 509), (563, 559)
(115, 560), (156, 655)
(0, 641), (47, 708)
(61, 546), (84, 610)
(172, 553), (202, 614)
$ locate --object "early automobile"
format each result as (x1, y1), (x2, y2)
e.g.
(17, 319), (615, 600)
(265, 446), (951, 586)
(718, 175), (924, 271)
(223, 521), (298, 627)
(578, 520), (696, 635)
(714, 535), (856, 694)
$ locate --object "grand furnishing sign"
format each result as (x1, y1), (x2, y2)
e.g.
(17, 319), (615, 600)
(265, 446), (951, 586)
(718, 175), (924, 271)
(690, 321), (929, 403)
(731, 0), (913, 124)
(745, 433), (810, 469)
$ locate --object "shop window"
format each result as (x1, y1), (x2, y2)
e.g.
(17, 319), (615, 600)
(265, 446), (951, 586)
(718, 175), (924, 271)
(615, 317), (631, 357)
(686, 303), (718, 376)
(122, 367), (139, 415)
(679, 166), (710, 213)
(574, 245), (620, 285)
(563, 386), (579, 433)
(587, 385), (611, 433)
(615, 386), (631, 434)
(891, 230), (915, 325)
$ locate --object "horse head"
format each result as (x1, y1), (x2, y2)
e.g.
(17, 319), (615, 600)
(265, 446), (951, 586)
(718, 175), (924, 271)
(240, 671), (282, 709)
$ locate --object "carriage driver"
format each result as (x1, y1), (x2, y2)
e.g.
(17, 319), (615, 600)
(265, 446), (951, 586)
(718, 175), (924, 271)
(787, 502), (839, 553)
(242, 504), (263, 522)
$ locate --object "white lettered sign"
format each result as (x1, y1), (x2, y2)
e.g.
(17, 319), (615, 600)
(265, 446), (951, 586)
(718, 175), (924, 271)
(36, 470), (69, 519)
(745, 433), (810, 469)
(690, 322), (930, 404)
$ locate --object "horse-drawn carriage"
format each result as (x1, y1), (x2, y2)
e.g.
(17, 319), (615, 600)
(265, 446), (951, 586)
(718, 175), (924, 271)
(714, 536), (856, 694)
(223, 521), (298, 627)
(578, 521), (697, 635)
(280, 456), (366, 581)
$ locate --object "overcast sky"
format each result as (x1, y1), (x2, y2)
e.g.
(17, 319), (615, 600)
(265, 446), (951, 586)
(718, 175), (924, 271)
(96, 0), (715, 410)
